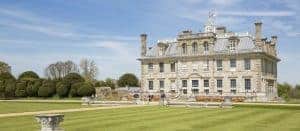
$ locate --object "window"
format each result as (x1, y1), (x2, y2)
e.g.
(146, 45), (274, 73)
(171, 62), (176, 72)
(231, 89), (236, 94)
(183, 89), (187, 94)
(229, 42), (236, 51)
(148, 63), (153, 71)
(230, 79), (236, 88)
(217, 60), (222, 71)
(203, 60), (209, 71)
(192, 80), (199, 87)
(245, 79), (251, 90)
(192, 89), (199, 94)
(230, 59), (236, 68)
(192, 42), (198, 54)
(204, 80), (209, 87)
(204, 42), (209, 52)
(218, 90), (222, 95)
(182, 43), (187, 54)
(159, 62), (164, 72)
(148, 81), (153, 90)
(182, 80), (187, 87)
(244, 59), (251, 70)
(204, 89), (209, 95)
(217, 80), (222, 88)
(159, 80), (164, 88)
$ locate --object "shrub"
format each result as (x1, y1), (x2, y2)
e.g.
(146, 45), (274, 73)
(38, 80), (56, 97)
(0, 72), (16, 82)
(117, 73), (139, 87)
(105, 78), (116, 89)
(15, 82), (27, 97)
(0, 81), (5, 98)
(18, 71), (39, 81)
(77, 82), (95, 97)
(63, 73), (84, 86)
(56, 82), (69, 97)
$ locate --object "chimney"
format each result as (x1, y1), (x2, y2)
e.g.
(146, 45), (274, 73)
(140, 34), (147, 56)
(216, 26), (226, 34)
(254, 21), (262, 41)
(271, 35), (277, 45)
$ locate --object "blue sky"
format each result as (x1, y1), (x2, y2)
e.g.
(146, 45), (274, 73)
(0, 0), (299, 85)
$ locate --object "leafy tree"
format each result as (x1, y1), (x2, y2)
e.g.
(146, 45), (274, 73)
(18, 71), (39, 81)
(56, 82), (69, 97)
(0, 61), (11, 74)
(105, 78), (116, 89)
(117, 73), (139, 87)
(69, 82), (83, 97)
(0, 81), (5, 98)
(63, 73), (85, 86)
(15, 81), (27, 97)
(95, 80), (106, 87)
(0, 72), (16, 82)
(26, 80), (41, 97)
(77, 82), (95, 97)
(38, 80), (56, 97)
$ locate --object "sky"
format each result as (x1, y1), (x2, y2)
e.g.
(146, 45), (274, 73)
(0, 0), (299, 85)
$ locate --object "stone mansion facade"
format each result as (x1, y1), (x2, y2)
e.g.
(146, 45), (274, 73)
(138, 15), (280, 102)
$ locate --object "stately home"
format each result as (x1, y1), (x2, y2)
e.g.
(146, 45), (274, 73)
(138, 14), (279, 102)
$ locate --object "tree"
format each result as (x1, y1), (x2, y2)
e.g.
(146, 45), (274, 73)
(80, 59), (98, 82)
(105, 78), (116, 89)
(77, 82), (95, 97)
(18, 71), (39, 81)
(15, 81), (27, 97)
(0, 61), (11, 74)
(45, 60), (79, 80)
(0, 81), (5, 98)
(69, 82), (83, 97)
(0, 72), (16, 82)
(38, 80), (56, 97)
(4, 80), (16, 97)
(26, 80), (41, 97)
(95, 80), (106, 87)
(118, 73), (139, 87)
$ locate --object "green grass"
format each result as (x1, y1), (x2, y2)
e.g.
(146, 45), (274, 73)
(0, 102), (83, 114)
(0, 105), (299, 131)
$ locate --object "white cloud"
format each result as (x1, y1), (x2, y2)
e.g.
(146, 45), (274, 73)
(218, 11), (295, 17)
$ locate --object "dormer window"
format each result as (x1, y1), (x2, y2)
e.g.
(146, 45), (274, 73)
(182, 43), (187, 54)
(228, 36), (240, 51)
(192, 42), (198, 54)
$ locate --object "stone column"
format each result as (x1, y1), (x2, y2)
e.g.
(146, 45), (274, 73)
(35, 114), (64, 131)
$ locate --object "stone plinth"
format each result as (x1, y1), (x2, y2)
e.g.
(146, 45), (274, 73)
(221, 96), (233, 108)
(35, 114), (64, 131)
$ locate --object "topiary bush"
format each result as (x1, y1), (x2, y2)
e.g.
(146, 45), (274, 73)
(69, 82), (83, 97)
(4, 80), (16, 97)
(15, 81), (27, 97)
(56, 82), (69, 97)
(38, 80), (56, 97)
(77, 82), (95, 97)
(117, 73), (139, 87)
(18, 71), (39, 81)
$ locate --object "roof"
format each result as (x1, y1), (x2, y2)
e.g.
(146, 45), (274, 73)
(144, 35), (257, 58)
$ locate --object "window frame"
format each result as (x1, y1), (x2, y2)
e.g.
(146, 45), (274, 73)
(245, 79), (251, 90)
(192, 80), (199, 87)
(217, 79), (223, 88)
(244, 58), (251, 70)
(230, 79), (237, 88)
(230, 59), (236, 68)
(159, 80), (164, 88)
(148, 81), (153, 90)
(216, 59), (222, 71)
(204, 80), (209, 87)
(159, 62), (164, 73)
(182, 80), (187, 87)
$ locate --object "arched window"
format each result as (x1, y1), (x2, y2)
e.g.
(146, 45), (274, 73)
(192, 42), (198, 54)
(204, 42), (209, 52)
(182, 43), (187, 54)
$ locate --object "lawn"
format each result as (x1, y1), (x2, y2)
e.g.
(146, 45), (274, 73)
(0, 101), (82, 114)
(0, 105), (299, 131)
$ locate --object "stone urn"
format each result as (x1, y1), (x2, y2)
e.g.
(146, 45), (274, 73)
(35, 114), (64, 131)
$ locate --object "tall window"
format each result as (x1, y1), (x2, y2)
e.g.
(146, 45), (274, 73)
(159, 62), (164, 72)
(192, 89), (199, 94)
(171, 62), (176, 72)
(244, 59), (251, 70)
(217, 79), (223, 88)
(229, 42), (236, 51)
(182, 80), (187, 87)
(148, 81), (153, 90)
(204, 80), (209, 87)
(192, 42), (198, 54)
(245, 79), (251, 90)
(230, 79), (236, 88)
(192, 80), (199, 87)
(203, 60), (209, 71)
(204, 42), (209, 52)
(159, 80), (164, 88)
(148, 63), (153, 71)
(182, 43), (187, 54)
(230, 59), (236, 68)
(217, 59), (222, 71)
